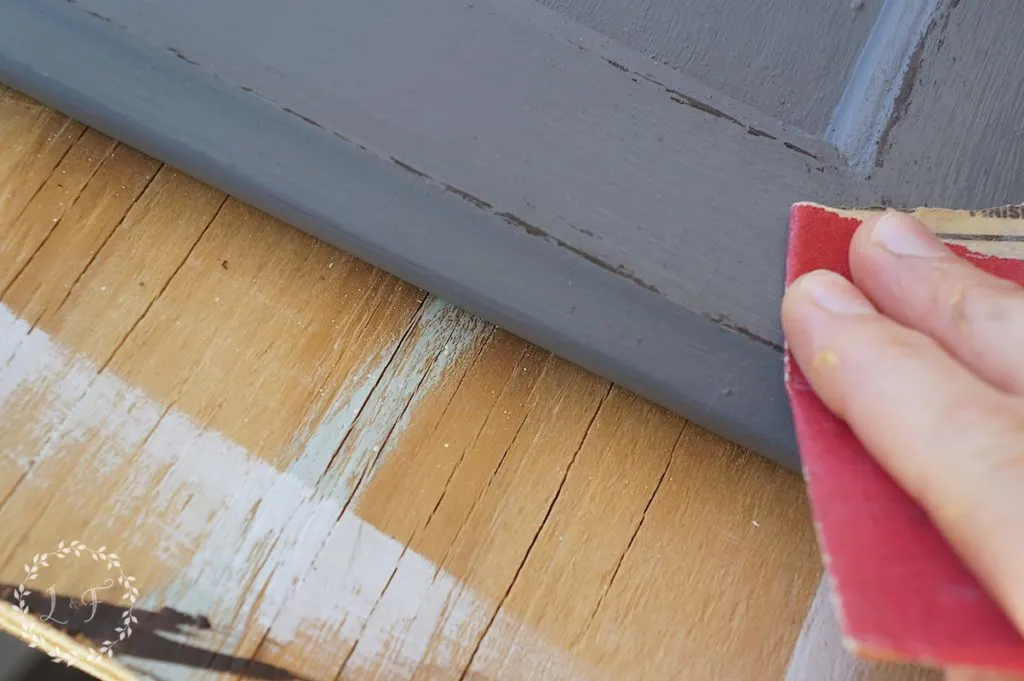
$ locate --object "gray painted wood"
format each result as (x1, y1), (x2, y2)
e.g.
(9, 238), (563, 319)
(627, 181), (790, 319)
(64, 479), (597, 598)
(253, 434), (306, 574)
(0, 0), (1018, 472)
(532, 0), (884, 133)
(877, 0), (1024, 209)
(62, 0), (866, 347)
(826, 0), (938, 171)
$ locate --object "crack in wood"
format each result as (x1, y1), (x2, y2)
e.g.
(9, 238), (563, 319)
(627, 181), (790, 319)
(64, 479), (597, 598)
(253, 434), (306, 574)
(98, 194), (229, 375)
(167, 47), (200, 67)
(49, 162), (163, 320)
(390, 156), (666, 294)
(704, 313), (783, 353)
(497, 212), (663, 295)
(281, 107), (325, 130)
(0, 129), (107, 299)
(455, 382), (613, 681)
(444, 184), (492, 210)
(570, 420), (686, 652)
(618, 66), (812, 157)
(783, 142), (820, 161)
(390, 157), (430, 179)
(603, 58), (629, 73)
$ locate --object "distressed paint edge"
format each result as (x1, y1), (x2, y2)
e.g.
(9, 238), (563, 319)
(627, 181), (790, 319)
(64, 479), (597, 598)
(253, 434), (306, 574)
(826, 0), (940, 171)
(0, 1), (800, 470)
(0, 303), (579, 680)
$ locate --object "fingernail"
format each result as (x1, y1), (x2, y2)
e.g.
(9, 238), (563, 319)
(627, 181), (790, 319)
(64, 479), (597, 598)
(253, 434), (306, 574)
(799, 270), (874, 315)
(870, 211), (948, 257)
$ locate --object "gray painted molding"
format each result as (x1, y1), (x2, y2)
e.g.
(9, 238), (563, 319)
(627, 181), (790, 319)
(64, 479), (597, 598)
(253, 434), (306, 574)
(0, 0), (1000, 472)
(826, 0), (939, 171)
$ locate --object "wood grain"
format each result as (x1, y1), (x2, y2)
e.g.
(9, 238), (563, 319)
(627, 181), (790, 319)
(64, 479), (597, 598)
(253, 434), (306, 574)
(0, 0), (868, 470)
(0, 92), (945, 681)
(3, 0), (1021, 476)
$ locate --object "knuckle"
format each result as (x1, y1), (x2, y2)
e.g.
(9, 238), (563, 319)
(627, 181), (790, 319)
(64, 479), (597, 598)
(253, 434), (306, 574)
(874, 326), (937, 367)
(939, 399), (1024, 476)
(840, 326), (936, 422)
(949, 273), (1024, 335)
(902, 401), (1024, 512)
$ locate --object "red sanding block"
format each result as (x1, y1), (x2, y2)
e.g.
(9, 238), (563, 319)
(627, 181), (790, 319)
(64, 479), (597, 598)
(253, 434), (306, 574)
(786, 202), (1024, 672)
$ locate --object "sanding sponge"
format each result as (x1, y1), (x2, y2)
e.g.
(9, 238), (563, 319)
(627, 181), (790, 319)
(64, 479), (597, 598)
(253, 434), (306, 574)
(785, 202), (1024, 672)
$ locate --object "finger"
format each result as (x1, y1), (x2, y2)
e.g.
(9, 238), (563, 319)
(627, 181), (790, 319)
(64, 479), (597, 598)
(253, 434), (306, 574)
(782, 270), (1024, 633)
(849, 210), (1024, 395)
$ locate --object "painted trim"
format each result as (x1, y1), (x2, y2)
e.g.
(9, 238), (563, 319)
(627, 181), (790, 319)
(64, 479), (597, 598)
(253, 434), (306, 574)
(0, 0), (880, 471)
(826, 0), (940, 171)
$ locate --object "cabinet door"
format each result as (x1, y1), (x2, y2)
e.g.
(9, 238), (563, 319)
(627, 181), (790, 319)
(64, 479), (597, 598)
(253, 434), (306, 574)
(1, 0), (1018, 469)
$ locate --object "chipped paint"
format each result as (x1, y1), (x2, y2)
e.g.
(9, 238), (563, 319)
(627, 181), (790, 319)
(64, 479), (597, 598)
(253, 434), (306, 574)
(826, 0), (940, 170)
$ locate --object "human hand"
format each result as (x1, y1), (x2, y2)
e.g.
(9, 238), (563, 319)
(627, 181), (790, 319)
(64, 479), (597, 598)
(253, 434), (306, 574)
(781, 211), (1024, 681)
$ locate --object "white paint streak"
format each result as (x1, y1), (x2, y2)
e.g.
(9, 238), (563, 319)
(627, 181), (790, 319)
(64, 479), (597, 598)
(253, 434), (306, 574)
(784, 577), (869, 681)
(267, 514), (598, 681)
(0, 302), (585, 680)
(308, 299), (489, 502)
(344, 546), (496, 677)
(127, 298), (487, 674)
(282, 353), (387, 489)
(0, 306), (31, 370)
(0, 306), (102, 475)
(471, 610), (605, 681)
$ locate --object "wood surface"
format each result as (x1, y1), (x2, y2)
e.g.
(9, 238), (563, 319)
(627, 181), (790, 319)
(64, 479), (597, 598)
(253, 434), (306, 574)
(0, 0), (854, 471)
(532, 0), (884, 133)
(872, 2), (1024, 209)
(0, 90), (941, 680)
(2, 0), (1020, 472)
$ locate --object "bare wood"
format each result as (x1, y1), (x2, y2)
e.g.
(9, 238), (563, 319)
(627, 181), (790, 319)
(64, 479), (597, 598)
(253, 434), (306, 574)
(0, 100), (947, 681)
(0, 0), (873, 471)
(4, 0), (1023, 476)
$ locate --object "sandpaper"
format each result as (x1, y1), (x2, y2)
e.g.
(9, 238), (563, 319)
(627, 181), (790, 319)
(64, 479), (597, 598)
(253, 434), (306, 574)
(786, 202), (1024, 672)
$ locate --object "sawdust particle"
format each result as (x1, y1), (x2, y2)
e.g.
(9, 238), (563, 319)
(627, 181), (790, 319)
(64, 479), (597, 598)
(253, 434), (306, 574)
(813, 350), (839, 369)
(950, 284), (969, 333)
